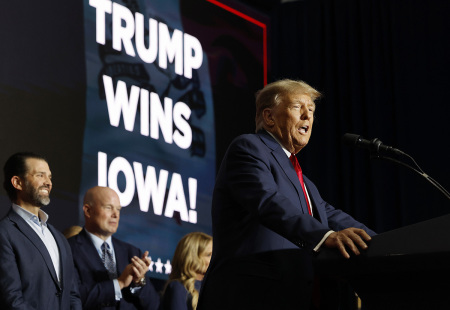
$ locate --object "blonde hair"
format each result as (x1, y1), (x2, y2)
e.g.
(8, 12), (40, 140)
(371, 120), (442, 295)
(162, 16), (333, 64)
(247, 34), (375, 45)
(167, 232), (212, 309)
(255, 79), (322, 132)
(63, 225), (83, 239)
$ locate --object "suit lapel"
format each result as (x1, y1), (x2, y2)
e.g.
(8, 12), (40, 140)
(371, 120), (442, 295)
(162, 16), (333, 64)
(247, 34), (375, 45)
(112, 237), (127, 274)
(8, 210), (60, 288)
(78, 230), (126, 278)
(48, 224), (66, 289)
(77, 229), (107, 270)
(303, 182), (324, 223)
(258, 131), (311, 215)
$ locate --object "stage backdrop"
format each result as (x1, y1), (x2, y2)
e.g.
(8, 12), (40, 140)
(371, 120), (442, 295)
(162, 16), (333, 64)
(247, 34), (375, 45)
(0, 0), (267, 280)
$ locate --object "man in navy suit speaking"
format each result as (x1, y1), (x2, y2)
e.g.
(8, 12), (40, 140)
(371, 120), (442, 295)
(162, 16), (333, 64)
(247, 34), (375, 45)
(0, 152), (82, 309)
(198, 79), (376, 310)
(68, 186), (160, 310)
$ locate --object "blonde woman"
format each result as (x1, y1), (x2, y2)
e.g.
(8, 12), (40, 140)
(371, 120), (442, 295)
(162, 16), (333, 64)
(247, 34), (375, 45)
(160, 232), (212, 310)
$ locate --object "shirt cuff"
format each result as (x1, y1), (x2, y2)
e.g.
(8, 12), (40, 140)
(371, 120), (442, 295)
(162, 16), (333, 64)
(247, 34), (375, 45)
(313, 230), (334, 252)
(113, 279), (122, 300)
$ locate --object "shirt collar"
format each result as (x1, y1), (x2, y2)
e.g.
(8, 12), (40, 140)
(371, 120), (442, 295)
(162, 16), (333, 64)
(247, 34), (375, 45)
(12, 203), (49, 226)
(265, 130), (291, 157)
(85, 228), (113, 251)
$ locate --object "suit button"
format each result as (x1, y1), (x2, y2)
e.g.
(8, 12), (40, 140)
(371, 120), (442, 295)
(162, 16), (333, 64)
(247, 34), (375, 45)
(296, 240), (305, 248)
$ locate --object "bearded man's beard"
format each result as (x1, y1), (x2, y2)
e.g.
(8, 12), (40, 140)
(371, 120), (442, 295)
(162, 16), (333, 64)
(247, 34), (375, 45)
(24, 181), (50, 207)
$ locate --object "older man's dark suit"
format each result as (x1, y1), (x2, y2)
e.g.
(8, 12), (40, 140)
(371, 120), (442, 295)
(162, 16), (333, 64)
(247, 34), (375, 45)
(198, 131), (376, 310)
(68, 229), (160, 310)
(0, 208), (82, 310)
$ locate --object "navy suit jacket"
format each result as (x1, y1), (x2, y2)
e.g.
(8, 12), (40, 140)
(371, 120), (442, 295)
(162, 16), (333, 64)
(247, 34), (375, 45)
(0, 208), (82, 310)
(198, 131), (376, 310)
(68, 229), (160, 310)
(159, 280), (201, 310)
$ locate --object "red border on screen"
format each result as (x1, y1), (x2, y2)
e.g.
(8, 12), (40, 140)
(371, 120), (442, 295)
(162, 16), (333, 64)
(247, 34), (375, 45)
(206, 0), (268, 85)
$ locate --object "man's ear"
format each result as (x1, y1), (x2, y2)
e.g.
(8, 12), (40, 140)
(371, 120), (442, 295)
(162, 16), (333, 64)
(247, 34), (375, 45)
(83, 204), (91, 218)
(11, 176), (23, 191)
(262, 108), (274, 127)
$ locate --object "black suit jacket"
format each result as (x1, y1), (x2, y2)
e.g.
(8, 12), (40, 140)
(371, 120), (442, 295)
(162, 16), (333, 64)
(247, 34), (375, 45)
(68, 229), (160, 310)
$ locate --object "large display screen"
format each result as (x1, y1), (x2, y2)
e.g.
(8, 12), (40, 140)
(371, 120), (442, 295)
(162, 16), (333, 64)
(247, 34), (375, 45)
(0, 0), (267, 280)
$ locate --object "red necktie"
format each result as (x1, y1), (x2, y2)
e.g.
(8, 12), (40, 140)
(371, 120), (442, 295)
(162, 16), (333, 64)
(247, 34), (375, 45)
(289, 154), (312, 215)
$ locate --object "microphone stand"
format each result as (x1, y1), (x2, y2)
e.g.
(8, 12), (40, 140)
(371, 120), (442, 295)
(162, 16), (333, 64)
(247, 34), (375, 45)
(369, 148), (450, 201)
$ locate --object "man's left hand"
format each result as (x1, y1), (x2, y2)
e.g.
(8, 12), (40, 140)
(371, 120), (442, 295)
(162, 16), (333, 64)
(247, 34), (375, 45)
(323, 228), (371, 259)
(131, 251), (150, 285)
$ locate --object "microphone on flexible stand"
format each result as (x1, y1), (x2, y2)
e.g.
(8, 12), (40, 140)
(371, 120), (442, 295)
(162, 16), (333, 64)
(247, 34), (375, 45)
(342, 133), (450, 200)
(342, 133), (405, 156)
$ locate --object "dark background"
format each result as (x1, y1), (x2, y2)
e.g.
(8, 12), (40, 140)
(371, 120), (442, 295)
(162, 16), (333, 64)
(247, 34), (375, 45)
(0, 0), (86, 226)
(0, 0), (449, 295)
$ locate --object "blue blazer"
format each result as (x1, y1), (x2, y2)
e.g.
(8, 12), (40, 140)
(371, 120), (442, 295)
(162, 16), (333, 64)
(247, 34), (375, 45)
(198, 131), (376, 310)
(68, 229), (160, 310)
(159, 280), (201, 310)
(0, 208), (82, 310)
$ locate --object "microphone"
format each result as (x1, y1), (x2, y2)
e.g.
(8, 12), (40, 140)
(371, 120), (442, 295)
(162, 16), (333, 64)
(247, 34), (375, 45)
(342, 133), (405, 156)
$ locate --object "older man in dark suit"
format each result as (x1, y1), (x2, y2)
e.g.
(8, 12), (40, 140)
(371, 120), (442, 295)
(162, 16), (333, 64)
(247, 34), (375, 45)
(198, 79), (376, 310)
(68, 186), (160, 310)
(0, 152), (82, 309)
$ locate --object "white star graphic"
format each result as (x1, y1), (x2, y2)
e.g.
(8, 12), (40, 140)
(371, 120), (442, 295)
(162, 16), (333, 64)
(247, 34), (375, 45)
(164, 260), (172, 274)
(148, 256), (154, 272)
(154, 258), (164, 273)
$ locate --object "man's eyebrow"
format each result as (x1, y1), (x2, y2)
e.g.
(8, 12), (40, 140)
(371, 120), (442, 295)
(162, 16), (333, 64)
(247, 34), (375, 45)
(305, 100), (316, 107)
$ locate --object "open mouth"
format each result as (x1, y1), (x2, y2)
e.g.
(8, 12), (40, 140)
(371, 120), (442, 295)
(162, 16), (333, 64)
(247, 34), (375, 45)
(299, 125), (309, 134)
(39, 188), (50, 195)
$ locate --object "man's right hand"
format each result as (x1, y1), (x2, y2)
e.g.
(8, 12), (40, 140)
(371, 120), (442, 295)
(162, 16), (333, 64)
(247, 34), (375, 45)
(117, 264), (135, 289)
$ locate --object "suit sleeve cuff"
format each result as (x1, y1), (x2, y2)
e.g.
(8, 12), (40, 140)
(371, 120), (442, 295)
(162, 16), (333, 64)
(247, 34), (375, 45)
(313, 230), (334, 252)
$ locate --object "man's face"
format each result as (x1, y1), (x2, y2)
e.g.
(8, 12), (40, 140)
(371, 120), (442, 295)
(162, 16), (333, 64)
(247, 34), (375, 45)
(85, 188), (121, 239)
(267, 92), (315, 154)
(21, 158), (52, 207)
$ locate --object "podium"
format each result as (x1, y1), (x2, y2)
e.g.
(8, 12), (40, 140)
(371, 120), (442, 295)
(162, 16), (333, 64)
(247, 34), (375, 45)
(314, 214), (450, 309)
